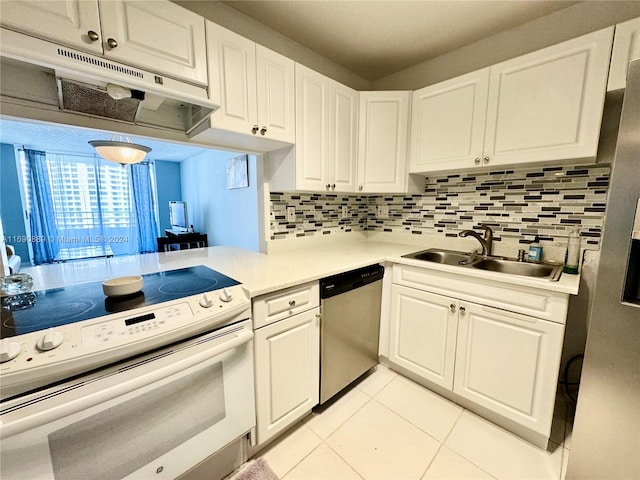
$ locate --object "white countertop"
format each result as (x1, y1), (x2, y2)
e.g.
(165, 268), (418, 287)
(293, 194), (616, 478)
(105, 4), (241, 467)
(23, 241), (580, 297)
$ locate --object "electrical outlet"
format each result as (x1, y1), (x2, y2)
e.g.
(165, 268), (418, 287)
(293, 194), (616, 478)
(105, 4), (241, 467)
(286, 206), (296, 222)
(377, 205), (389, 219)
(341, 205), (349, 219)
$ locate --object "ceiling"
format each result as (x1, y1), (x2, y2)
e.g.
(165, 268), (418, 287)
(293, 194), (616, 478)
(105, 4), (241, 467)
(221, 0), (578, 81)
(0, 118), (213, 162)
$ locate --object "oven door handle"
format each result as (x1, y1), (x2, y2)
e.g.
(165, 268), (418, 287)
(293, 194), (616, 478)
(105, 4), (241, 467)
(0, 329), (253, 439)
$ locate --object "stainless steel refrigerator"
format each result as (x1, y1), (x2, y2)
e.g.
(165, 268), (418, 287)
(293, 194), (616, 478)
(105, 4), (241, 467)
(567, 59), (640, 479)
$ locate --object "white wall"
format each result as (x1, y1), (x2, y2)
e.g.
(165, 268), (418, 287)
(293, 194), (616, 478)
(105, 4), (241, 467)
(180, 150), (261, 252)
(373, 2), (640, 90)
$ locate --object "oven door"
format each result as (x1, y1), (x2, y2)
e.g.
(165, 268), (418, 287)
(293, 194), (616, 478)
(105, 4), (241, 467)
(0, 320), (255, 480)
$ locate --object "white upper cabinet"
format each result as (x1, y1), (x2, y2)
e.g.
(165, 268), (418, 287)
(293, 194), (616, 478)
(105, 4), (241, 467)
(410, 27), (614, 173)
(207, 22), (258, 132)
(357, 91), (413, 193)
(484, 27), (613, 167)
(0, 0), (208, 85)
(269, 63), (357, 192)
(207, 22), (295, 144)
(329, 82), (359, 192)
(256, 45), (296, 143)
(410, 69), (490, 173)
(0, 0), (102, 54)
(608, 17), (640, 91)
(99, 1), (207, 85)
(295, 64), (332, 191)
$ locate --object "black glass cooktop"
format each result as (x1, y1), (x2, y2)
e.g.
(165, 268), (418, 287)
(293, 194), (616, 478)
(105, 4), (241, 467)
(1, 266), (240, 338)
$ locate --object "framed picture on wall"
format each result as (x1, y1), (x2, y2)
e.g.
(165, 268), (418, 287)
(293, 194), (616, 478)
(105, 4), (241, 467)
(226, 154), (249, 189)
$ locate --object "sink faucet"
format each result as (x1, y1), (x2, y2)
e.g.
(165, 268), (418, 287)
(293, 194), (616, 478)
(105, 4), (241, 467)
(459, 224), (493, 256)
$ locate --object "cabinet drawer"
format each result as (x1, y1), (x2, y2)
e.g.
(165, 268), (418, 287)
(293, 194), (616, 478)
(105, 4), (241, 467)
(393, 265), (568, 323)
(252, 282), (320, 329)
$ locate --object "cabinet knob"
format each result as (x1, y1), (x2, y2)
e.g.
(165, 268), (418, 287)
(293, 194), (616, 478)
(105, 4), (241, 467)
(289, 300), (296, 307)
(449, 303), (456, 313)
(87, 30), (99, 42)
(252, 125), (259, 134)
(326, 184), (331, 190)
(260, 126), (267, 136)
(358, 185), (363, 191)
(483, 156), (490, 164)
(107, 38), (118, 48)
(331, 184), (336, 190)
(474, 158), (481, 165)
(459, 306), (466, 315)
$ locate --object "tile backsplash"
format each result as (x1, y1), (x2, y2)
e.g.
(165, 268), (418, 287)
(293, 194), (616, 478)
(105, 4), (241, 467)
(270, 164), (610, 248)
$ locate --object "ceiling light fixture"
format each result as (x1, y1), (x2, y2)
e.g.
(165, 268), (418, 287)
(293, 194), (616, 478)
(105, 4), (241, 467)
(88, 136), (152, 165)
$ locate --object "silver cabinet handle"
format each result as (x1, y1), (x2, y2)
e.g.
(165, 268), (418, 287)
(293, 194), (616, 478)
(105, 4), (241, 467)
(459, 306), (466, 315)
(289, 300), (296, 307)
(107, 38), (118, 48)
(87, 30), (99, 42)
(260, 126), (267, 136)
(483, 156), (490, 164)
(252, 125), (259, 134)
(449, 304), (456, 313)
(474, 158), (481, 165)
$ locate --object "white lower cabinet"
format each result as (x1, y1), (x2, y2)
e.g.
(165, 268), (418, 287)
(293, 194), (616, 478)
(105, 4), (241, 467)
(453, 303), (564, 435)
(253, 283), (320, 445)
(388, 265), (567, 447)
(388, 285), (458, 390)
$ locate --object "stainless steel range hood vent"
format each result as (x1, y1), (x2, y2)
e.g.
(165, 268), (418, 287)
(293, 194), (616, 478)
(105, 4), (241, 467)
(58, 79), (142, 123)
(0, 28), (218, 134)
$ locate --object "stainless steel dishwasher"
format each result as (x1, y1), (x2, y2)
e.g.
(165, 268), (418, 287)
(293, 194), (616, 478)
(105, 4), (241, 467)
(319, 264), (384, 404)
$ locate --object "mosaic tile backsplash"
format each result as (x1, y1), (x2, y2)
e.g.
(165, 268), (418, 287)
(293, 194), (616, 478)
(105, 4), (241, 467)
(270, 164), (610, 247)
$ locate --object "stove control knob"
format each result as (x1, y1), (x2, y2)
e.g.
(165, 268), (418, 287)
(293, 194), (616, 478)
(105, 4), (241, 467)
(219, 288), (233, 303)
(0, 339), (21, 363)
(199, 293), (214, 308)
(37, 329), (64, 351)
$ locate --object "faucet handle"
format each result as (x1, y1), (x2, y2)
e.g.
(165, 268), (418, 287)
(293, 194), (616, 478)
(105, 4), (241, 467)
(478, 224), (493, 239)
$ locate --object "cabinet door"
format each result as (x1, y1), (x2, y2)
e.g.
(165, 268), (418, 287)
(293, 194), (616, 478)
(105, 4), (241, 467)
(254, 308), (320, 444)
(453, 303), (564, 435)
(99, 0), (207, 85)
(388, 285), (458, 390)
(0, 0), (102, 54)
(357, 91), (410, 193)
(410, 69), (490, 173)
(295, 64), (331, 191)
(330, 82), (358, 192)
(206, 21), (257, 133)
(256, 45), (295, 143)
(484, 27), (613, 166)
(608, 17), (640, 91)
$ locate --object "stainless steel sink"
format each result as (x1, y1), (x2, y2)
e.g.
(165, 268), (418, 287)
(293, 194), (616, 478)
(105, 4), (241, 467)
(402, 249), (472, 266)
(402, 248), (562, 281)
(471, 258), (562, 280)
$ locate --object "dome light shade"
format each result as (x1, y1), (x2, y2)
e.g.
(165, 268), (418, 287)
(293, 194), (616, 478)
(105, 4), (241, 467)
(89, 136), (151, 164)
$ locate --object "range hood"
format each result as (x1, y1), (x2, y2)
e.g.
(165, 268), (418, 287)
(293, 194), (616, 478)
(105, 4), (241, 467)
(0, 28), (218, 134)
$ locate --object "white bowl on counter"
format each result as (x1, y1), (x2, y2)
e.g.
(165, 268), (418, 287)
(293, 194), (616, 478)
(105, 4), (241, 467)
(102, 275), (143, 297)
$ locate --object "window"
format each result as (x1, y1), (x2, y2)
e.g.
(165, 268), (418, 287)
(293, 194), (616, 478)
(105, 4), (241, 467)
(17, 150), (159, 261)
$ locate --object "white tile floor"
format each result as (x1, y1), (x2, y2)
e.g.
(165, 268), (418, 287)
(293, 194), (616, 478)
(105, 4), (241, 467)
(259, 365), (575, 480)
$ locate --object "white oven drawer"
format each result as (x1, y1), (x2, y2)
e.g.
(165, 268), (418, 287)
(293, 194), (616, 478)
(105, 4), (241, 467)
(0, 320), (255, 480)
(252, 282), (319, 329)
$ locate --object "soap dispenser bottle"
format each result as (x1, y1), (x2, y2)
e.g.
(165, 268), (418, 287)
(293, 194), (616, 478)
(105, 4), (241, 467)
(563, 228), (581, 274)
(528, 236), (543, 262)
